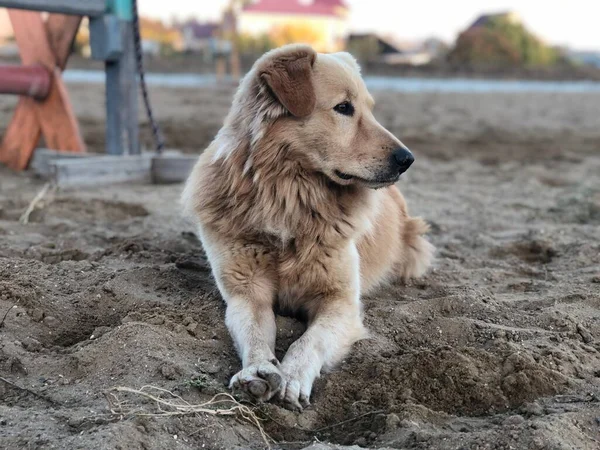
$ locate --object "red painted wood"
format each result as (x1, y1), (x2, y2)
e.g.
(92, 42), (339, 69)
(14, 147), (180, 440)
(0, 64), (51, 100)
(0, 97), (40, 170)
(46, 15), (83, 69)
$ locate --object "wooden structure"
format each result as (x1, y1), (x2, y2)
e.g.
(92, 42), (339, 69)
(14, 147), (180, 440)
(30, 149), (197, 186)
(0, 11), (84, 170)
(0, 0), (139, 170)
(0, 0), (196, 186)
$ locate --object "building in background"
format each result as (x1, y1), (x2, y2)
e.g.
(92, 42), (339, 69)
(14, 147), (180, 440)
(238, 0), (349, 53)
(180, 21), (219, 54)
(567, 50), (600, 68)
(347, 33), (447, 66)
(178, 20), (233, 62)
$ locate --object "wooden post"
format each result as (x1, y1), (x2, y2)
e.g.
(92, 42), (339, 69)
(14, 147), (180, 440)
(0, 0), (106, 16)
(104, 0), (138, 155)
(105, 59), (123, 155)
(121, 20), (139, 155)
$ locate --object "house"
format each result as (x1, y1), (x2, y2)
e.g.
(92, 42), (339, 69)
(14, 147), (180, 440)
(238, 0), (349, 53)
(568, 50), (600, 68)
(179, 20), (232, 60)
(421, 37), (449, 61)
(180, 21), (222, 56)
(347, 33), (436, 66)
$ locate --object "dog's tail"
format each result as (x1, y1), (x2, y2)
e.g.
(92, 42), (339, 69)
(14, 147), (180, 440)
(398, 217), (435, 280)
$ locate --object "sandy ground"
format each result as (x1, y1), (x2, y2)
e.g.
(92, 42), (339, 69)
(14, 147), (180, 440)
(0, 84), (599, 450)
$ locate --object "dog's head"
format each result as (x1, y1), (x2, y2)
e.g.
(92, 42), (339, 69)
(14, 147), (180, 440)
(235, 44), (414, 189)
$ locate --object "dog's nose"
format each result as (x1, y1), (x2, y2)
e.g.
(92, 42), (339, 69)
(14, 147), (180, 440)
(392, 146), (415, 173)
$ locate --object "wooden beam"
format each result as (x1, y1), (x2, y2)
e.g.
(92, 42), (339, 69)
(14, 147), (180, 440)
(30, 147), (89, 177)
(151, 153), (198, 184)
(51, 155), (153, 187)
(10, 10), (84, 152)
(0, 97), (40, 170)
(46, 14), (83, 68)
(31, 151), (197, 186)
(0, 0), (105, 17)
(37, 67), (85, 152)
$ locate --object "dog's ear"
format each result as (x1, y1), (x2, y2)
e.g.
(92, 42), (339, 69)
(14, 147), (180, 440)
(259, 45), (317, 118)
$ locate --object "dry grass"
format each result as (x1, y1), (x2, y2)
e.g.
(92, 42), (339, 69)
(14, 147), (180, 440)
(19, 182), (55, 224)
(105, 385), (272, 448)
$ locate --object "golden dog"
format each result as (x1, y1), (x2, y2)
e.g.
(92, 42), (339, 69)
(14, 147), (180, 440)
(182, 44), (433, 410)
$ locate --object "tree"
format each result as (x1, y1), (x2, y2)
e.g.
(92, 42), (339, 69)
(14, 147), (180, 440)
(485, 16), (558, 66)
(449, 28), (521, 66)
(448, 15), (560, 67)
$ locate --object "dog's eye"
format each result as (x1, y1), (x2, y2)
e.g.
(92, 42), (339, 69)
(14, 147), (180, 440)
(333, 101), (354, 116)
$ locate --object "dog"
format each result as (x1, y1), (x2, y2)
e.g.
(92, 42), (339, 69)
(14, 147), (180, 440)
(182, 44), (434, 410)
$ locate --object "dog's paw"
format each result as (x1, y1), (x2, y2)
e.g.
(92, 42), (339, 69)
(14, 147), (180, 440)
(229, 361), (283, 402)
(279, 375), (312, 411)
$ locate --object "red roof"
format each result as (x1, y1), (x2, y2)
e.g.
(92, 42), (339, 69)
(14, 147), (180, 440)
(243, 0), (348, 17)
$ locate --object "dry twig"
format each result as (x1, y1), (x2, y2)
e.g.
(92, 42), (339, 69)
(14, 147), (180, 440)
(0, 304), (15, 328)
(105, 386), (272, 448)
(19, 183), (55, 224)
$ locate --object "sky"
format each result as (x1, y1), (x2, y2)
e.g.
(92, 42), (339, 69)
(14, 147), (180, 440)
(140, 0), (600, 51)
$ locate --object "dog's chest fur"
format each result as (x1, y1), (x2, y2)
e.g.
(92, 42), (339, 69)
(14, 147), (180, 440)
(190, 142), (375, 312)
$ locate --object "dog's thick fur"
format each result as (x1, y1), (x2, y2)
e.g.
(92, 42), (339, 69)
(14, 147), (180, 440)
(182, 44), (434, 409)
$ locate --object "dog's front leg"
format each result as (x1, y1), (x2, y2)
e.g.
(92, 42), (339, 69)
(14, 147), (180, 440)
(225, 293), (282, 401)
(279, 243), (367, 410)
(199, 228), (282, 401)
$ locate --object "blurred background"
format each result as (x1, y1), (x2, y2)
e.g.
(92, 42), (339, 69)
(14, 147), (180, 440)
(1, 0), (598, 79)
(1, 3), (600, 450)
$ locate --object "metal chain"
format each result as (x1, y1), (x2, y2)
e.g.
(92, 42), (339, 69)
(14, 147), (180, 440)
(131, 0), (165, 154)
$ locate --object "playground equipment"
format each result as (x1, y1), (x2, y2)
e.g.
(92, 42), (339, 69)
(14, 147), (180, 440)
(0, 0), (194, 185)
(0, 9), (85, 171)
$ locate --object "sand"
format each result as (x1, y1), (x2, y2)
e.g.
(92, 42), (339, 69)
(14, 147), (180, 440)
(0, 84), (599, 450)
